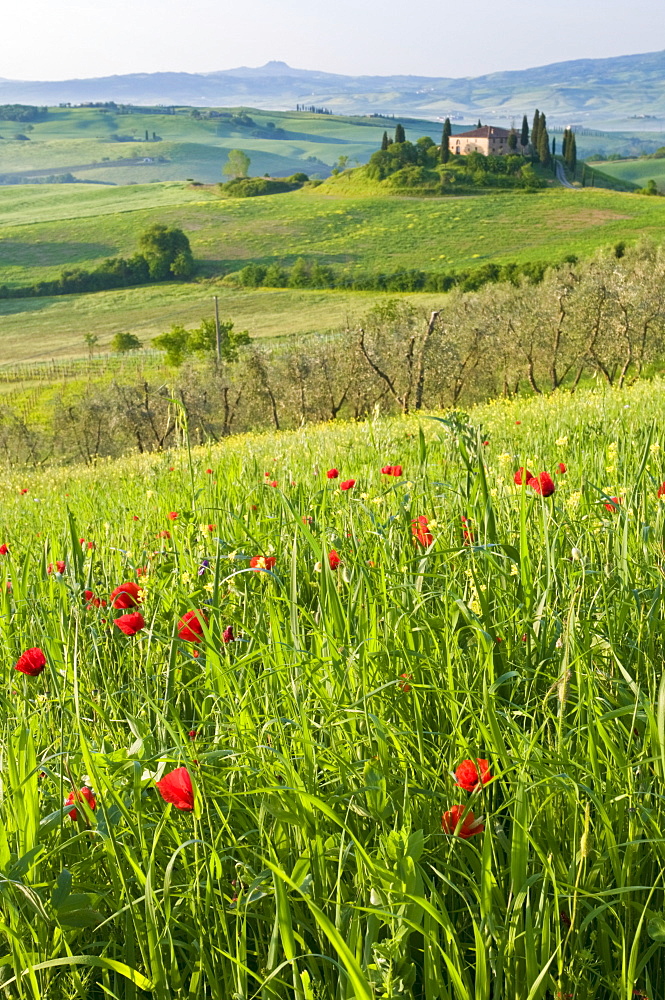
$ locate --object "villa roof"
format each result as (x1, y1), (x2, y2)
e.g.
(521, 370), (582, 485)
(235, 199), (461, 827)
(455, 125), (513, 139)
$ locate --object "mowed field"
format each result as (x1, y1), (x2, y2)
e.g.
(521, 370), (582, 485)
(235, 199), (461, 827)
(0, 106), (436, 185)
(3, 180), (665, 362)
(593, 156), (665, 192)
(1, 381), (665, 998)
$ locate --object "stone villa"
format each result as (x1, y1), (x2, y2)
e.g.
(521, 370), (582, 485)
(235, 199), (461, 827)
(453, 125), (528, 156)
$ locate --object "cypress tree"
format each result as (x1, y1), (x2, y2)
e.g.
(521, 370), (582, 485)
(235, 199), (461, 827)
(520, 114), (529, 148)
(531, 110), (541, 155)
(551, 136), (556, 174)
(508, 128), (518, 151)
(566, 131), (577, 175)
(381, 131), (389, 151)
(538, 125), (551, 167)
(394, 123), (405, 144)
(440, 117), (451, 163)
(477, 119), (482, 128)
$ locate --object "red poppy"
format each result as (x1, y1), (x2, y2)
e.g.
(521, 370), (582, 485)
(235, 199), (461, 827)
(207, 524), (216, 532)
(441, 804), (484, 839)
(328, 549), (342, 570)
(20, 488), (28, 494)
(398, 673), (412, 693)
(556, 462), (567, 474)
(178, 610), (208, 643)
(461, 516), (474, 545)
(156, 767), (194, 811)
(658, 482), (665, 498)
(205, 468), (212, 474)
(158, 530), (171, 539)
(514, 467), (533, 486)
(223, 625), (235, 643)
(64, 786), (96, 822)
(135, 566), (148, 577)
(132, 515), (140, 521)
(605, 496), (621, 512)
(189, 729), (197, 740)
(114, 612), (146, 636)
(250, 556), (276, 571)
(381, 465), (403, 477)
(528, 472), (556, 497)
(0, 544), (8, 555)
(167, 511), (179, 520)
(515, 421), (521, 425)
(269, 480), (278, 488)
(326, 468), (339, 479)
(455, 758), (491, 793)
(83, 589), (106, 608)
(47, 561), (66, 575)
(340, 479), (356, 491)
(411, 515), (433, 548)
(109, 581), (142, 609)
(15, 647), (46, 676)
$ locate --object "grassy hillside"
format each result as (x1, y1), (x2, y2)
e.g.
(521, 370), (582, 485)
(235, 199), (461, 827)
(591, 156), (665, 192)
(3, 182), (665, 290)
(1, 380), (665, 998)
(1, 106), (662, 186)
(0, 107), (441, 185)
(3, 179), (665, 362)
(0, 285), (444, 364)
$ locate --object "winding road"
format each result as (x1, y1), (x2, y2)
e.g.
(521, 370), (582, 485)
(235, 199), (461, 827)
(555, 161), (576, 189)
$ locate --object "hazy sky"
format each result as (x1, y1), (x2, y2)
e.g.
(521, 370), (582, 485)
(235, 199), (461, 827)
(2, 0), (664, 80)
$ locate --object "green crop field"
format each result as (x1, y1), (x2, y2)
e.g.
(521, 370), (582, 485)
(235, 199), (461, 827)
(0, 106), (438, 185)
(1, 379), (665, 998)
(592, 156), (665, 193)
(0, 284), (444, 364)
(3, 179), (665, 362)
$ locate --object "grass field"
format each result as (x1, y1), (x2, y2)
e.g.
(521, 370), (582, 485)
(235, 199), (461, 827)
(3, 179), (665, 362)
(0, 284), (444, 363)
(0, 107), (439, 185)
(1, 379), (665, 998)
(592, 156), (665, 193)
(3, 182), (665, 289)
(0, 106), (662, 185)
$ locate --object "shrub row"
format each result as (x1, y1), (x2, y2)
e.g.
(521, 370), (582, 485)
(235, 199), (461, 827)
(226, 255), (574, 294)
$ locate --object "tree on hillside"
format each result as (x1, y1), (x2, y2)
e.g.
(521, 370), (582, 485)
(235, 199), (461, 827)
(381, 131), (389, 151)
(222, 149), (251, 180)
(508, 128), (518, 152)
(440, 117), (451, 163)
(152, 317), (249, 366)
(538, 123), (551, 167)
(112, 331), (142, 353)
(564, 129), (577, 175)
(520, 114), (529, 148)
(531, 110), (541, 156)
(138, 224), (194, 280)
(394, 123), (406, 144)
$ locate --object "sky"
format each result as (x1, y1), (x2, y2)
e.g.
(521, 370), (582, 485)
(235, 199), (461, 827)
(1, 0), (664, 81)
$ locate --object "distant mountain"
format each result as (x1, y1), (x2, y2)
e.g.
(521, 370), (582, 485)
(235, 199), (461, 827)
(2, 50), (665, 129)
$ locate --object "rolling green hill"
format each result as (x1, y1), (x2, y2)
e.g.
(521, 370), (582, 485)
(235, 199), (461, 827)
(589, 156), (665, 193)
(0, 105), (662, 186)
(0, 107), (443, 185)
(2, 180), (665, 363)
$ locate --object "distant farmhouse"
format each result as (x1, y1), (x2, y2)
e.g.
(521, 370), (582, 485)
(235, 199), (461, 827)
(453, 125), (528, 156)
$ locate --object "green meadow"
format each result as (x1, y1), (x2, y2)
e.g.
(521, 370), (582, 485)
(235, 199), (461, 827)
(3, 178), (665, 362)
(592, 156), (665, 193)
(1, 381), (665, 998)
(0, 106), (435, 185)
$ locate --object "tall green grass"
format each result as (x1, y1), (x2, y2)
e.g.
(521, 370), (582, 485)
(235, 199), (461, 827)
(1, 381), (665, 998)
